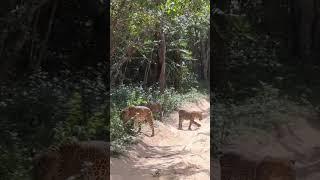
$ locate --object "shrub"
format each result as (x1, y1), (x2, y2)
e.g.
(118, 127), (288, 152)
(110, 84), (207, 154)
(212, 83), (316, 158)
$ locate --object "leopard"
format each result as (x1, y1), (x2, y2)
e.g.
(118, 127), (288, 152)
(178, 109), (203, 130)
(143, 102), (163, 121)
(33, 140), (110, 180)
(256, 156), (296, 180)
(220, 152), (296, 180)
(120, 105), (155, 137)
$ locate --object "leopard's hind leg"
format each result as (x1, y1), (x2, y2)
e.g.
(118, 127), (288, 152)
(178, 114), (183, 130)
(149, 120), (154, 137)
(147, 111), (155, 137)
(160, 111), (163, 121)
(193, 121), (201, 127)
(188, 118), (194, 130)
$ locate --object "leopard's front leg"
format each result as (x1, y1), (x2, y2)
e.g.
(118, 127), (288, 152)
(137, 122), (142, 133)
(149, 120), (154, 137)
(147, 114), (155, 137)
(188, 118), (194, 130)
(178, 118), (183, 130)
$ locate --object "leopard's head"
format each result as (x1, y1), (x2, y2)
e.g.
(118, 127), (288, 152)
(120, 108), (131, 124)
(198, 112), (203, 121)
(147, 102), (162, 112)
(199, 114), (203, 121)
(32, 150), (60, 180)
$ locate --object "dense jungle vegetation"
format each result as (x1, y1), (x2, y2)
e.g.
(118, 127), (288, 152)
(110, 0), (209, 154)
(0, 0), (209, 179)
(212, 0), (320, 157)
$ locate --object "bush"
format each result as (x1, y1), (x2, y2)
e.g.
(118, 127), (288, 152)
(110, 84), (207, 154)
(0, 68), (108, 179)
(0, 69), (206, 178)
(212, 83), (316, 158)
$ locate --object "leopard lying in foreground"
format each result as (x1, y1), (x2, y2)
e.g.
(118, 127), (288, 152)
(121, 105), (155, 137)
(33, 141), (110, 180)
(220, 152), (296, 180)
(178, 109), (203, 130)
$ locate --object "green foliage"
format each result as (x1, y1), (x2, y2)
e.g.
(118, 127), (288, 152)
(0, 68), (108, 179)
(54, 91), (108, 142)
(86, 106), (109, 139)
(0, 137), (31, 180)
(111, 0), (209, 87)
(216, 31), (282, 99)
(66, 92), (84, 127)
(110, 108), (134, 155)
(110, 84), (206, 154)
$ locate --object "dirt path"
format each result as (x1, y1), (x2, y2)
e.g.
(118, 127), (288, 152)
(214, 111), (320, 180)
(110, 98), (210, 180)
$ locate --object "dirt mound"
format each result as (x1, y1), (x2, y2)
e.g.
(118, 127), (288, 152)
(217, 112), (320, 180)
(110, 98), (210, 180)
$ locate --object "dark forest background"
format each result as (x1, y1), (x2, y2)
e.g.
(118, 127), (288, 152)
(213, 0), (320, 100)
(212, 0), (320, 156)
(0, 0), (108, 179)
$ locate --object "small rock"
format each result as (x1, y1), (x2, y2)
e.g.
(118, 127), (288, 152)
(152, 169), (161, 177)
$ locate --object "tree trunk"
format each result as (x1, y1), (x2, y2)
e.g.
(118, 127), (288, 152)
(312, 0), (320, 59)
(212, 13), (227, 90)
(215, 0), (231, 13)
(30, 0), (58, 71)
(203, 30), (210, 81)
(200, 28), (210, 81)
(289, 0), (317, 60)
(0, 0), (52, 80)
(200, 38), (206, 80)
(158, 29), (166, 93)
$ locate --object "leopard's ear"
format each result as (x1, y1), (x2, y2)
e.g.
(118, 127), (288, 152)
(127, 106), (134, 111)
(121, 107), (130, 113)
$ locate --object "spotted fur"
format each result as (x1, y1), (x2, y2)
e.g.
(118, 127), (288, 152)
(256, 156), (296, 180)
(33, 141), (110, 180)
(220, 152), (296, 180)
(144, 102), (163, 121)
(121, 106), (155, 137)
(178, 109), (203, 130)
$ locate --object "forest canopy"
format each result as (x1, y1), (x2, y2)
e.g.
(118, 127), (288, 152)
(111, 0), (209, 89)
(212, 0), (320, 158)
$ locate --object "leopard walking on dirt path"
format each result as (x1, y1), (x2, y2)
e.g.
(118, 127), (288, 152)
(178, 109), (203, 130)
(121, 106), (155, 137)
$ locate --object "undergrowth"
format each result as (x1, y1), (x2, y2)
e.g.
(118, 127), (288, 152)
(212, 82), (317, 158)
(110, 85), (207, 154)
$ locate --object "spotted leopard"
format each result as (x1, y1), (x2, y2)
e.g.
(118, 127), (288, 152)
(220, 152), (296, 180)
(143, 102), (163, 121)
(178, 109), (203, 130)
(33, 141), (110, 180)
(121, 106), (155, 137)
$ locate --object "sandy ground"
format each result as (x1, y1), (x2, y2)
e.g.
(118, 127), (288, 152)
(213, 111), (320, 180)
(110, 98), (210, 180)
